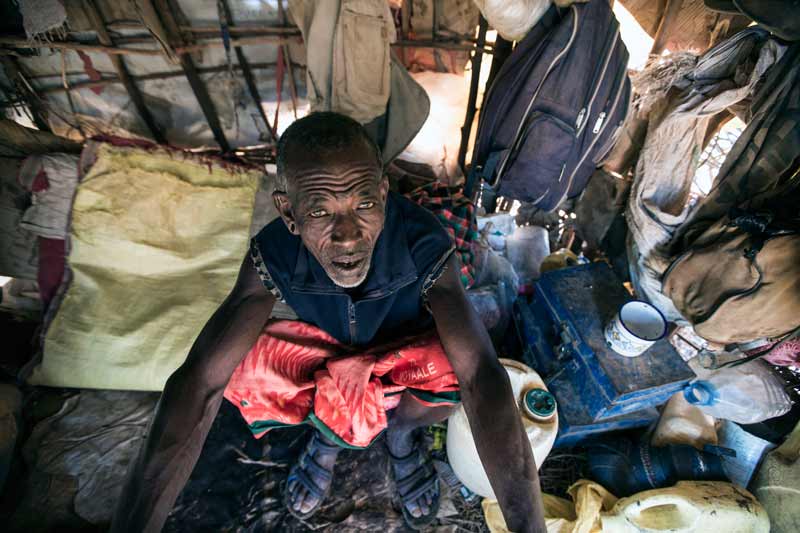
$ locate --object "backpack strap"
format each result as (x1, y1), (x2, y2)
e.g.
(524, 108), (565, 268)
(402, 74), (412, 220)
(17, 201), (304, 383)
(464, 150), (504, 200)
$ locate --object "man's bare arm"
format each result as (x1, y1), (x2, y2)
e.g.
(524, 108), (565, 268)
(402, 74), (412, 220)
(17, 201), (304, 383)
(110, 255), (275, 533)
(427, 255), (546, 533)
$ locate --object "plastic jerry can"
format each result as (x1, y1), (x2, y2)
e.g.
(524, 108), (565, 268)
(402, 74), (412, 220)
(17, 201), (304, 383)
(601, 481), (769, 532)
(684, 359), (792, 425)
(446, 359), (558, 498)
(651, 391), (718, 450)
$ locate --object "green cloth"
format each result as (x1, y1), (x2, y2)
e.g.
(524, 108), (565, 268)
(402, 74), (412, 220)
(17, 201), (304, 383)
(29, 143), (260, 391)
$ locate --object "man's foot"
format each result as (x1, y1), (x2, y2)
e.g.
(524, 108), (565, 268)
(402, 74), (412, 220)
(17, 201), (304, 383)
(387, 429), (440, 530)
(284, 431), (341, 519)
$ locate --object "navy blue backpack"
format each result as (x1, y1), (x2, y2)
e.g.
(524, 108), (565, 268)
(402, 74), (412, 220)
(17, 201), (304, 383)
(467, 0), (631, 212)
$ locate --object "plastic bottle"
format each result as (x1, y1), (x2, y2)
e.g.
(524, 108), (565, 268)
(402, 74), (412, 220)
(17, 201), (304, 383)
(505, 225), (550, 292)
(683, 359), (792, 425)
(476, 213), (516, 252)
(651, 392), (718, 449)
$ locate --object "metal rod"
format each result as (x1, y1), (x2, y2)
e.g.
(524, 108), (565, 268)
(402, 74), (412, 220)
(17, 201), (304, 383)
(181, 25), (300, 35)
(105, 20), (301, 35)
(26, 61), (294, 82)
(432, 0), (440, 41)
(1, 35), (477, 57)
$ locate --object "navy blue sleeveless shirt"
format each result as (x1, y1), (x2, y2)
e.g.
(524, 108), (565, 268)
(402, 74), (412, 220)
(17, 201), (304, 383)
(250, 192), (454, 346)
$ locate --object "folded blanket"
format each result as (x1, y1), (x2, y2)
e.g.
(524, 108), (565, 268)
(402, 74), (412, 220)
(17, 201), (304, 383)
(224, 320), (460, 448)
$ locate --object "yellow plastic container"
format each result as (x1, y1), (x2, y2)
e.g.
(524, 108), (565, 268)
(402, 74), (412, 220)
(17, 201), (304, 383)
(446, 359), (558, 498)
(651, 391), (718, 450)
(601, 481), (769, 532)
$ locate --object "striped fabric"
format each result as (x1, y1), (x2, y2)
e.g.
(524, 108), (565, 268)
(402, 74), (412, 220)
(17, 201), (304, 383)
(405, 182), (479, 288)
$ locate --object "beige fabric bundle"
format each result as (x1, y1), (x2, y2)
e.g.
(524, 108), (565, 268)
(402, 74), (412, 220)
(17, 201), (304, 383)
(663, 218), (800, 344)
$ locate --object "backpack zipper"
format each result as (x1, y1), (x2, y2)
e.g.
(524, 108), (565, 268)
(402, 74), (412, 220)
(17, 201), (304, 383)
(592, 112), (607, 134)
(555, 60), (628, 203)
(575, 108), (586, 131)
(492, 5), (580, 187)
(576, 27), (620, 137)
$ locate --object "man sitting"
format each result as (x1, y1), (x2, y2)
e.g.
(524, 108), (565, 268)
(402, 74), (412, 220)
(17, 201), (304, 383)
(111, 113), (546, 532)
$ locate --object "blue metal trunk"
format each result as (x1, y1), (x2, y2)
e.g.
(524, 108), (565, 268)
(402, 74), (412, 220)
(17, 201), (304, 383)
(514, 262), (695, 446)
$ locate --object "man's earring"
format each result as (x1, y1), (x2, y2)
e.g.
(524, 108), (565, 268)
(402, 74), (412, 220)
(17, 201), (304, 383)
(288, 222), (296, 233)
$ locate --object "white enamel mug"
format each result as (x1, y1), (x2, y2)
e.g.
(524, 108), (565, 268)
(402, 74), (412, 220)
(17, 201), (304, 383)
(604, 301), (667, 357)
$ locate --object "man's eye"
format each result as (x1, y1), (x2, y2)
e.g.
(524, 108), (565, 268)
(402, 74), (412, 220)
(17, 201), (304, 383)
(308, 209), (328, 218)
(357, 201), (375, 210)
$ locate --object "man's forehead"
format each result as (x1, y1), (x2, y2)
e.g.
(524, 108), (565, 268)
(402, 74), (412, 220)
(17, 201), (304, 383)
(284, 144), (382, 198)
(284, 137), (378, 170)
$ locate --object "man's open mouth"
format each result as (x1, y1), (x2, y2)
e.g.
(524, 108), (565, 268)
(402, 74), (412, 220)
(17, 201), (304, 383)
(331, 256), (366, 272)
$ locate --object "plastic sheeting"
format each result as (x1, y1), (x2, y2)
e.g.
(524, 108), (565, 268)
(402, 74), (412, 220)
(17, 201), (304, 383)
(21, 43), (307, 147)
(4, 0), (308, 148)
(10, 391), (476, 531)
(400, 71), (469, 184)
(28, 141), (260, 391)
(11, 391), (158, 528)
(18, 153), (79, 239)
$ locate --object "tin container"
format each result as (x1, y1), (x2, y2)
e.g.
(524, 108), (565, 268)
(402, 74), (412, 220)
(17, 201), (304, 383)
(604, 301), (667, 357)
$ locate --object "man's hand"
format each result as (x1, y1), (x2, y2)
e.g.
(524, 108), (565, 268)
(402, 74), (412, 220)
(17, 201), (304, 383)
(427, 255), (546, 533)
(110, 254), (275, 533)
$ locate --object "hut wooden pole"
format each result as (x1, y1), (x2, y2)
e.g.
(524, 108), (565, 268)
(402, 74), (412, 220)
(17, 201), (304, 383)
(278, 0), (299, 120)
(32, 62), (284, 95)
(219, 0), (277, 143)
(149, 0), (231, 152)
(82, 0), (165, 143)
(0, 57), (51, 131)
(0, 37), (164, 55)
(458, 16), (488, 179)
(650, 0), (684, 56)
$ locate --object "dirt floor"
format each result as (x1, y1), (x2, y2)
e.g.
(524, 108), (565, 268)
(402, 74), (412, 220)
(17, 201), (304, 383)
(164, 401), (489, 533)
(3, 388), (489, 533)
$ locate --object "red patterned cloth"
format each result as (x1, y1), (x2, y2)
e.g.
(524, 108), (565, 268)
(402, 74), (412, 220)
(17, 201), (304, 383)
(224, 320), (459, 448)
(747, 338), (800, 367)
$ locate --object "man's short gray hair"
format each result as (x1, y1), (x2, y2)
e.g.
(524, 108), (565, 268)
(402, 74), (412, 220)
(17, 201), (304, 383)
(275, 112), (383, 192)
